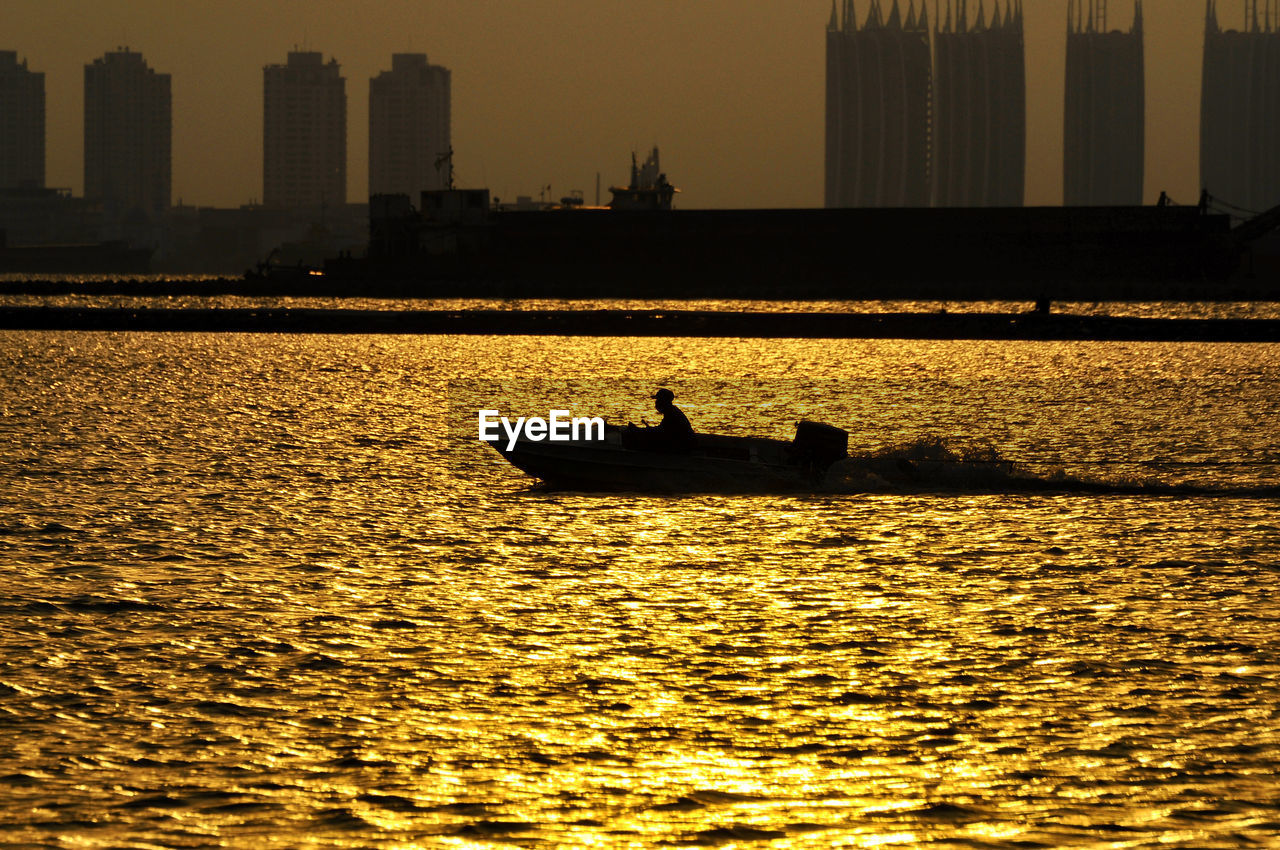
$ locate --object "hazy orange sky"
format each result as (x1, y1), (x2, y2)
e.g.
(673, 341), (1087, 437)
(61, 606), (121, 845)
(1, 0), (1237, 209)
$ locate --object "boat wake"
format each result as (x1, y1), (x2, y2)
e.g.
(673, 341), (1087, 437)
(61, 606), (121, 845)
(827, 436), (1280, 497)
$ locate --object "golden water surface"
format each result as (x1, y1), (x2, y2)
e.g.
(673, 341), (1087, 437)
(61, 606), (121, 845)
(1, 332), (1278, 848)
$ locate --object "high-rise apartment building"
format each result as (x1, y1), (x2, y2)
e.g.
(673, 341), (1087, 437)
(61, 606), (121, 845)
(264, 51), (346, 209)
(933, 0), (1026, 207)
(825, 0), (933, 208)
(84, 48), (170, 217)
(0, 51), (45, 190)
(369, 53), (451, 199)
(1064, 1), (1145, 206)
(1201, 1), (1280, 214)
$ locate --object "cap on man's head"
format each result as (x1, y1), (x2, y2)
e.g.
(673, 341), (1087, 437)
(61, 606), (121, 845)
(653, 388), (675, 402)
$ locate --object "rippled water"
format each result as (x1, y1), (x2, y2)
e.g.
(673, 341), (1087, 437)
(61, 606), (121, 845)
(2, 332), (1279, 848)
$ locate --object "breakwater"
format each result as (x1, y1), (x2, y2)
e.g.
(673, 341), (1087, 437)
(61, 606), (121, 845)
(5, 275), (1279, 301)
(3, 306), (1280, 341)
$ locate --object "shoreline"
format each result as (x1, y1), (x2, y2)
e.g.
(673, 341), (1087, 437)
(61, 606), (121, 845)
(3, 306), (1280, 341)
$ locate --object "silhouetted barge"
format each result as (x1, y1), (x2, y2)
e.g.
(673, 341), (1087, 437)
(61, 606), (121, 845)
(328, 190), (1247, 299)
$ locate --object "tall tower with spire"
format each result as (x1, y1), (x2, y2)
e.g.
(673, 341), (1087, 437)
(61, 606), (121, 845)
(1201, 0), (1280, 214)
(1064, 1), (1145, 205)
(825, 0), (933, 207)
(932, 0), (1026, 207)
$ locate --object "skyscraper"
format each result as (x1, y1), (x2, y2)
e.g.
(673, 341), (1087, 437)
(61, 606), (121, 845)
(1064, 1), (1145, 206)
(1201, 0), (1280, 214)
(933, 0), (1026, 207)
(825, 0), (932, 208)
(264, 51), (346, 209)
(369, 53), (451, 199)
(0, 51), (44, 190)
(84, 48), (171, 218)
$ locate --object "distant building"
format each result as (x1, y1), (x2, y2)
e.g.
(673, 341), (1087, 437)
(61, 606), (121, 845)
(264, 51), (346, 209)
(84, 48), (171, 222)
(1201, 1), (1280, 215)
(0, 50), (45, 190)
(1064, 2), (1144, 206)
(369, 53), (451, 199)
(156, 201), (368, 274)
(0, 187), (102, 247)
(933, 0), (1026, 207)
(825, 0), (933, 208)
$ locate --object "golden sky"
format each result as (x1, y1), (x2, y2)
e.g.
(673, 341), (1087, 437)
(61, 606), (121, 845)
(1, 0), (1228, 209)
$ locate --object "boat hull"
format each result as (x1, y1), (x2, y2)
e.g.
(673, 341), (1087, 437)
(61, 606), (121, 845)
(490, 426), (1028, 494)
(492, 428), (825, 493)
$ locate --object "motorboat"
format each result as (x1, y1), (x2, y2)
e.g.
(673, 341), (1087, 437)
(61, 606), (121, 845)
(489, 417), (1036, 493)
(490, 420), (851, 492)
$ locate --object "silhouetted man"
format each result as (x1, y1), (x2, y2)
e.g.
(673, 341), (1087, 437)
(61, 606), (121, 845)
(628, 387), (695, 452)
(653, 387), (693, 440)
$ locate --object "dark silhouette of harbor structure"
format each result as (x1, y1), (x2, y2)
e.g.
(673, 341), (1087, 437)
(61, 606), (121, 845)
(1065, 1), (1145, 206)
(1201, 0), (1280, 216)
(825, 0), (933, 207)
(345, 181), (1239, 298)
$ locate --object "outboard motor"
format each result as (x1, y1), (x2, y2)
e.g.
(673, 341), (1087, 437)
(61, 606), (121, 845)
(791, 421), (849, 473)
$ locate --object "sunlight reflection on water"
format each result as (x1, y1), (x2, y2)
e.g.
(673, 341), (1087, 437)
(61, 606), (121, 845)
(1, 332), (1278, 847)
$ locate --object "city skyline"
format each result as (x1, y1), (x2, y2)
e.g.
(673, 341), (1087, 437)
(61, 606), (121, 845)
(1201, 0), (1280, 215)
(0, 0), (1269, 211)
(1064, 1), (1145, 206)
(83, 48), (170, 224)
(824, 1), (933, 207)
(933, 1), (1026, 206)
(369, 53), (452, 199)
(0, 50), (44, 189)
(263, 50), (346, 209)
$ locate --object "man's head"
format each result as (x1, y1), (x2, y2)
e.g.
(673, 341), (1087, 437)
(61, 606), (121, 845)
(653, 387), (675, 412)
